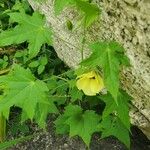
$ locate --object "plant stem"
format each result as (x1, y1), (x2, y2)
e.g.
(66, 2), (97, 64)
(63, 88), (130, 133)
(53, 75), (68, 82)
(49, 95), (70, 98)
(0, 113), (6, 142)
(43, 75), (68, 82)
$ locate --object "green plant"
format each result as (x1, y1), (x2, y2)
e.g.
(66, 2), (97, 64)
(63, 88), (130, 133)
(0, 0), (132, 149)
(0, 135), (32, 150)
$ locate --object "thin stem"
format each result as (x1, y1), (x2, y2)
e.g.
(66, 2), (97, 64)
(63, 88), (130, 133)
(53, 75), (68, 82)
(48, 95), (70, 98)
(0, 113), (6, 142)
(43, 75), (68, 82)
(57, 69), (74, 77)
(78, 100), (82, 107)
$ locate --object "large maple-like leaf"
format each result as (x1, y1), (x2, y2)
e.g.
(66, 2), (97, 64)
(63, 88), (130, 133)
(0, 65), (58, 126)
(81, 41), (130, 101)
(0, 11), (52, 58)
(55, 104), (100, 146)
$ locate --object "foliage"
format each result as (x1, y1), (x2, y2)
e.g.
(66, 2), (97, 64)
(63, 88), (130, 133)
(55, 104), (100, 146)
(98, 90), (132, 148)
(0, 64), (58, 127)
(0, 135), (32, 150)
(81, 41), (130, 102)
(0, 0), (132, 149)
(54, 0), (100, 27)
(0, 9), (52, 59)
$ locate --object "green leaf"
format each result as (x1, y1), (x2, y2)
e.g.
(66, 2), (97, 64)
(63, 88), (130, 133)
(0, 64), (58, 124)
(99, 94), (116, 119)
(100, 116), (130, 149)
(117, 91), (132, 130)
(56, 80), (68, 95)
(0, 11), (52, 58)
(35, 102), (58, 128)
(0, 135), (32, 150)
(40, 56), (48, 65)
(47, 79), (69, 105)
(54, 0), (100, 27)
(56, 105), (100, 146)
(54, 115), (70, 134)
(10, 116), (29, 136)
(66, 109), (100, 146)
(38, 65), (45, 74)
(69, 87), (83, 102)
(54, 0), (75, 15)
(54, 104), (82, 134)
(82, 41), (129, 101)
(29, 61), (39, 68)
(75, 0), (100, 27)
(66, 20), (73, 30)
(99, 90), (131, 130)
(46, 77), (57, 92)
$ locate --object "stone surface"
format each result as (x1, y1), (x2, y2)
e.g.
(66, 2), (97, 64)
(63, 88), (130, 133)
(27, 0), (150, 139)
(9, 116), (150, 150)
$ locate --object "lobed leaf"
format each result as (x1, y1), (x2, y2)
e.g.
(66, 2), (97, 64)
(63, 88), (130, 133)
(55, 104), (100, 146)
(0, 64), (58, 127)
(81, 41), (130, 102)
(0, 11), (52, 59)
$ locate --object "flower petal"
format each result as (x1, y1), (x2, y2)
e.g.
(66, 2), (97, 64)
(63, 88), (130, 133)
(76, 77), (89, 90)
(76, 71), (104, 96)
(90, 79), (101, 94)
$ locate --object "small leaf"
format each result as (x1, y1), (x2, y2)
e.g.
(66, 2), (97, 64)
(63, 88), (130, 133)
(40, 56), (48, 65)
(66, 20), (73, 31)
(69, 87), (83, 102)
(38, 65), (45, 74)
(29, 61), (39, 68)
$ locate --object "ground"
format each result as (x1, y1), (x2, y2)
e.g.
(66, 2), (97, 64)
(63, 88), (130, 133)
(9, 115), (150, 150)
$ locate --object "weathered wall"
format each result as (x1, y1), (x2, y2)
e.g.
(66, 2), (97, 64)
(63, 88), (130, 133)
(28, 0), (150, 139)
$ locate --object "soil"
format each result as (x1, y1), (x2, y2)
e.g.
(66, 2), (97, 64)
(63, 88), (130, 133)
(8, 115), (150, 150)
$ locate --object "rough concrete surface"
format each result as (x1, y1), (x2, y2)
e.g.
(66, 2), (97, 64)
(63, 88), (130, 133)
(9, 115), (150, 150)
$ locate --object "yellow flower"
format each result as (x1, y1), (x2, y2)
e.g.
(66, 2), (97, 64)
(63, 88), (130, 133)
(76, 71), (104, 96)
